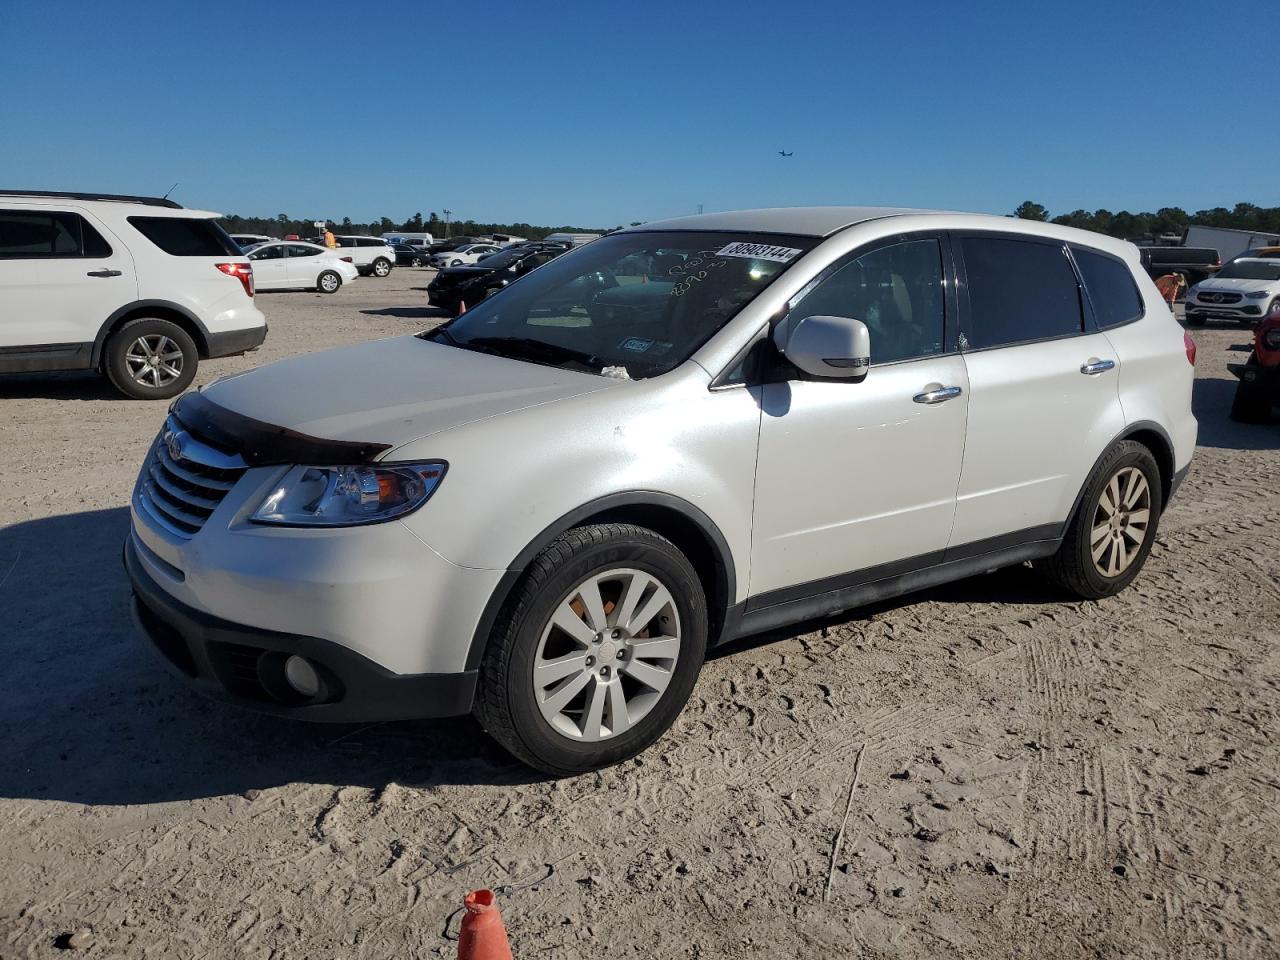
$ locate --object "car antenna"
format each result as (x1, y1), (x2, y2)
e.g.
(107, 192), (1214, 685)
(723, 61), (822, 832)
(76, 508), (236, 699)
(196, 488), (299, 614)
(161, 182), (179, 201)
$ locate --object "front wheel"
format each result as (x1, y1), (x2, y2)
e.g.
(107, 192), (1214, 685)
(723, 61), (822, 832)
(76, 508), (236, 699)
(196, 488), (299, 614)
(103, 318), (199, 400)
(317, 270), (342, 294)
(450, 258), (462, 267)
(372, 258), (392, 277)
(475, 524), (707, 775)
(1036, 440), (1163, 599)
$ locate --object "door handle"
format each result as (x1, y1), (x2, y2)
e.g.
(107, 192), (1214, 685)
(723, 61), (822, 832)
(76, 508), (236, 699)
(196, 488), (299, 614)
(1080, 358), (1116, 375)
(913, 385), (963, 404)
(86, 269), (122, 278)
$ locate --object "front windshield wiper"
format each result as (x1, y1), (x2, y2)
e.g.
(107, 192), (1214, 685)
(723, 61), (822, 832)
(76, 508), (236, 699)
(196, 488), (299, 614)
(461, 335), (601, 370)
(427, 325), (460, 346)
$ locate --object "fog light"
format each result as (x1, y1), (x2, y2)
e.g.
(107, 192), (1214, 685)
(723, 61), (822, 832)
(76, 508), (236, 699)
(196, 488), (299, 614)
(284, 655), (321, 698)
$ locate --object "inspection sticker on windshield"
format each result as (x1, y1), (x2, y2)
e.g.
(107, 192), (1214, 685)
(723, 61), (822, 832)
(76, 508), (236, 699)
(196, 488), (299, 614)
(716, 241), (803, 263)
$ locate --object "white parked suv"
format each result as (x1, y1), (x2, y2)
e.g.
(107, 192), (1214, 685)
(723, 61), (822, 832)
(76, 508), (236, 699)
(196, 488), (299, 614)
(334, 236), (396, 277)
(1184, 257), (1280, 327)
(244, 241), (359, 294)
(125, 207), (1197, 773)
(0, 190), (267, 399)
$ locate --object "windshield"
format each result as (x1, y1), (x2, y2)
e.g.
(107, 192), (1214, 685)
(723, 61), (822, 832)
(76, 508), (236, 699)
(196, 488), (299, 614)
(428, 231), (816, 378)
(1215, 261), (1280, 281)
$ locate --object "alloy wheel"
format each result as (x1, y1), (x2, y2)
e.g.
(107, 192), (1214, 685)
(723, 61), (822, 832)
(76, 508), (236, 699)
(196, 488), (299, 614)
(320, 273), (339, 292)
(125, 334), (184, 388)
(532, 568), (681, 742)
(1090, 466), (1151, 577)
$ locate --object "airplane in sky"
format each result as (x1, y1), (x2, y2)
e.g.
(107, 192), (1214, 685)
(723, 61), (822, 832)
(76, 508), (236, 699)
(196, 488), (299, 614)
(778, 150), (793, 158)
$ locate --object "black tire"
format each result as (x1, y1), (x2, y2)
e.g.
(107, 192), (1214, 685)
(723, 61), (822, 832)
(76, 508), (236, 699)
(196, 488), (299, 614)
(474, 523), (708, 775)
(411, 256), (424, 267)
(317, 270), (342, 294)
(1036, 440), (1163, 600)
(103, 317), (199, 400)
(1230, 359), (1271, 422)
(372, 257), (392, 277)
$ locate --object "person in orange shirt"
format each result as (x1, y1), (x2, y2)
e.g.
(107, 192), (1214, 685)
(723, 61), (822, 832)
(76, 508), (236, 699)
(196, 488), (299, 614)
(323, 227), (337, 249)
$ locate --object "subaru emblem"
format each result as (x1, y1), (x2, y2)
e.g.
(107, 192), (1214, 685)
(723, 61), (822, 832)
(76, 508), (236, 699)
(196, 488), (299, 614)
(165, 429), (187, 462)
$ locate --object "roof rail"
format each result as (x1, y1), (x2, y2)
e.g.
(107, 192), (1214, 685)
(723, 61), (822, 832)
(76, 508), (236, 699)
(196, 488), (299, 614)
(0, 190), (184, 209)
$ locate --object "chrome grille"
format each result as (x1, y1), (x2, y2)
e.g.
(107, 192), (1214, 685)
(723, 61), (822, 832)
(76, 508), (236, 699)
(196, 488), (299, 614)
(1199, 291), (1241, 304)
(135, 416), (247, 539)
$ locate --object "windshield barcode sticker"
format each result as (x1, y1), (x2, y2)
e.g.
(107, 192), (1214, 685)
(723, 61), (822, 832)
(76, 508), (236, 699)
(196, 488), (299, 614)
(716, 242), (803, 263)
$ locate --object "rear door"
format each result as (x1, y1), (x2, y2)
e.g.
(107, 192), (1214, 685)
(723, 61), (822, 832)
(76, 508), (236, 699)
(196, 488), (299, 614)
(285, 244), (324, 285)
(0, 205), (136, 357)
(948, 233), (1125, 550)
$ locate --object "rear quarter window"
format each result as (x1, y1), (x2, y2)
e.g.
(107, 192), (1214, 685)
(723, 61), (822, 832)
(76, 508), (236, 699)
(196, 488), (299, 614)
(1073, 248), (1143, 329)
(127, 216), (240, 256)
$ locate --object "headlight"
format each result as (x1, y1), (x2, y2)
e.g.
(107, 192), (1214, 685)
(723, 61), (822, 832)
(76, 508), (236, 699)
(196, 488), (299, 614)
(250, 462), (446, 526)
(1245, 290), (1271, 299)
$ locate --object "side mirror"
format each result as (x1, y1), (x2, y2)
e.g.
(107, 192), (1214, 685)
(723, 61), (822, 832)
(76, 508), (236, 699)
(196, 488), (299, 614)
(777, 315), (871, 380)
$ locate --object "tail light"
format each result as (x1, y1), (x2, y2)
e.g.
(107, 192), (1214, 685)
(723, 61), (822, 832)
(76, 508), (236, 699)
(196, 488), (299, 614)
(1183, 330), (1197, 366)
(215, 262), (254, 297)
(340, 256), (353, 263)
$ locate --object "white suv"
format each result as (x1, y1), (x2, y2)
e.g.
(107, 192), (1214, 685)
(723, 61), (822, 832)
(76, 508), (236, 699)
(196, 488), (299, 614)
(0, 191), (266, 399)
(334, 236), (396, 277)
(125, 207), (1197, 773)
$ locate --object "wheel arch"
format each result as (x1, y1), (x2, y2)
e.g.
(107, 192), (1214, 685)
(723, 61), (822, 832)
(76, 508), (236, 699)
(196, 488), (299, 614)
(1063, 420), (1176, 533)
(92, 300), (211, 366)
(463, 492), (738, 672)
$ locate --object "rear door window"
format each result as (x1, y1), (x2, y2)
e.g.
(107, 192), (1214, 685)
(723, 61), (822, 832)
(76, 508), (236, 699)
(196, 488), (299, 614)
(128, 217), (240, 256)
(958, 236), (1083, 349)
(1072, 248), (1143, 329)
(287, 245), (320, 258)
(0, 210), (112, 258)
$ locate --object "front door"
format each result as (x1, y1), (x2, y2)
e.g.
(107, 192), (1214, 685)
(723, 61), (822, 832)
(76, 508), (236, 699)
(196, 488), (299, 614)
(750, 234), (968, 599)
(247, 243), (287, 289)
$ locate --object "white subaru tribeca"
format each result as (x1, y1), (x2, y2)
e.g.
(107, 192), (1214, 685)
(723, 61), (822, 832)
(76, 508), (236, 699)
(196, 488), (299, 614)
(0, 190), (266, 399)
(126, 207), (1197, 773)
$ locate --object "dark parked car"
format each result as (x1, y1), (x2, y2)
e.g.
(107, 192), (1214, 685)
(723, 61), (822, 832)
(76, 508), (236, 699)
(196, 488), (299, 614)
(427, 243), (568, 314)
(425, 235), (484, 256)
(392, 243), (430, 267)
(1137, 246), (1221, 285)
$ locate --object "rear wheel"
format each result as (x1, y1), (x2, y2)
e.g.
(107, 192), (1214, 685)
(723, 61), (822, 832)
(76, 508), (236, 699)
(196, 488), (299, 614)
(474, 524), (707, 775)
(317, 270), (341, 294)
(1036, 441), (1163, 599)
(410, 255), (424, 267)
(372, 257), (392, 277)
(104, 318), (198, 400)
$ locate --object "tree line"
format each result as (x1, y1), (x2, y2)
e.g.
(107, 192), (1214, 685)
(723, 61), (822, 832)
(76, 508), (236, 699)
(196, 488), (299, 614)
(216, 211), (611, 240)
(1012, 201), (1280, 239)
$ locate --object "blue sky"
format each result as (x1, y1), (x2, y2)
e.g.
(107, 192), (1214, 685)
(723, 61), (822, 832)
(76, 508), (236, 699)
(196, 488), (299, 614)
(3, 0), (1275, 227)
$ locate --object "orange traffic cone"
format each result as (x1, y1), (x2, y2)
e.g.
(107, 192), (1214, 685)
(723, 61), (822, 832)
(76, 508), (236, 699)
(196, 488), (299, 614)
(458, 300), (467, 315)
(457, 889), (513, 960)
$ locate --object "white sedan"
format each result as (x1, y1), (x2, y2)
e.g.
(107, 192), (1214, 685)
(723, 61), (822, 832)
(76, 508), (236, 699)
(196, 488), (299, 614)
(247, 241), (359, 294)
(430, 243), (501, 268)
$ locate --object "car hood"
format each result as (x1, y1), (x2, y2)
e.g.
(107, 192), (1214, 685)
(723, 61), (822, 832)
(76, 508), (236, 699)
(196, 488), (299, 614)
(1195, 277), (1280, 294)
(199, 335), (617, 448)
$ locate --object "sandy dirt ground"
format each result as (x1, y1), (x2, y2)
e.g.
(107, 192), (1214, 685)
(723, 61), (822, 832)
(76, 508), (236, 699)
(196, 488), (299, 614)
(1, 269), (1277, 959)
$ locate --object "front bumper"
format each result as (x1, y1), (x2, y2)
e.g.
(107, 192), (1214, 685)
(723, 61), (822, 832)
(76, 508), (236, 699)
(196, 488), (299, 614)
(126, 536), (477, 722)
(1185, 299), (1264, 322)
